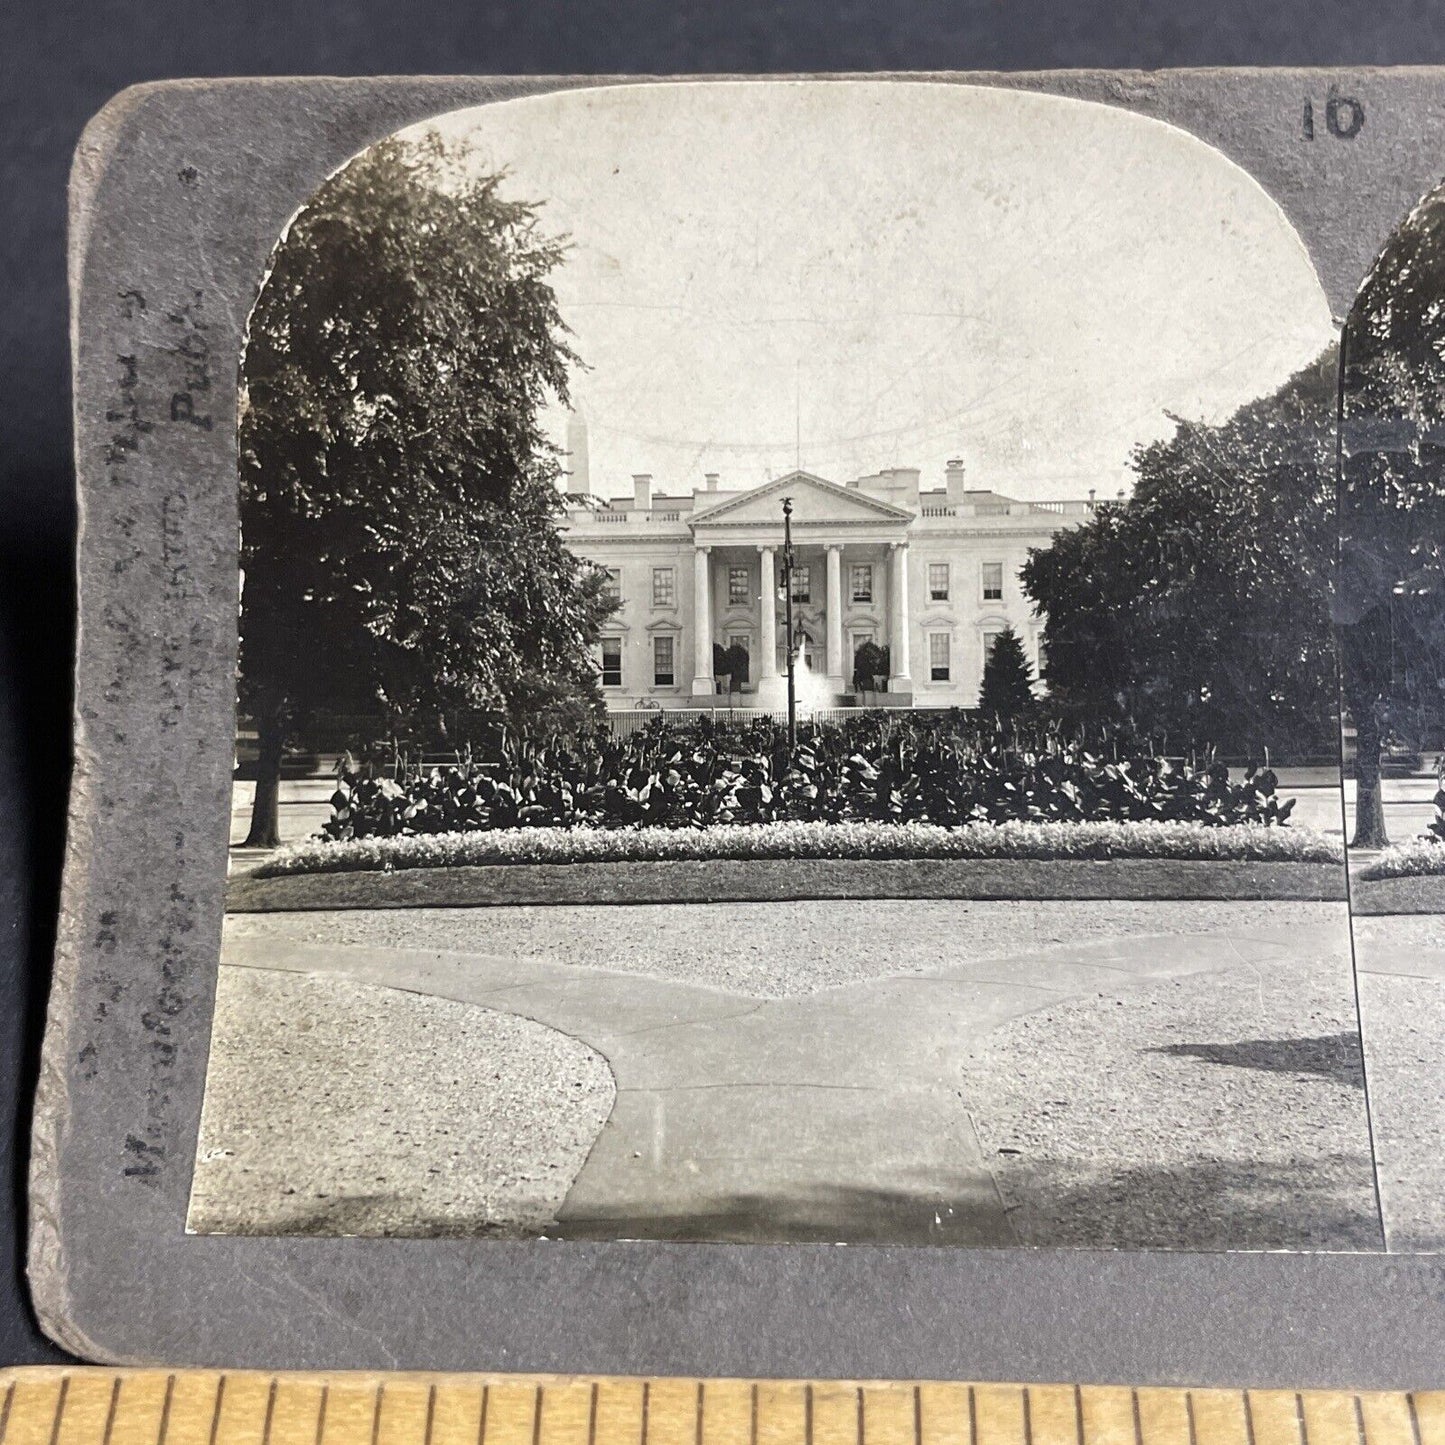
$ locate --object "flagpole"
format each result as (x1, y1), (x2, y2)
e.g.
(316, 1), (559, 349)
(783, 496), (796, 750)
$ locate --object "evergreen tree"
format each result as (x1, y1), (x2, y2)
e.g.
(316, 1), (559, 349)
(978, 627), (1035, 719)
(238, 135), (612, 846)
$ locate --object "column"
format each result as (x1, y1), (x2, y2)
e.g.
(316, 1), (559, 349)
(889, 541), (912, 691)
(691, 545), (714, 695)
(825, 544), (844, 688)
(756, 544), (785, 706)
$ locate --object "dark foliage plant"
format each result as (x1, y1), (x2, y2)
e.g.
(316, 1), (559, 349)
(321, 711), (1298, 841)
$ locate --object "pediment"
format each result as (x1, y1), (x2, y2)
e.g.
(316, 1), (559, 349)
(691, 471), (914, 528)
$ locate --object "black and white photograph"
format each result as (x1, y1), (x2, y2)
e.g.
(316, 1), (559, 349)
(194, 80), (1379, 1250)
(1334, 176), (1445, 1254)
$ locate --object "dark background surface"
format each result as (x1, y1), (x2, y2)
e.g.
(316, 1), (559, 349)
(8, 0), (1445, 1370)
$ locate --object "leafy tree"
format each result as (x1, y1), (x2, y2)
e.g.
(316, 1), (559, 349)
(1339, 184), (1445, 846)
(978, 627), (1035, 719)
(238, 135), (612, 846)
(1021, 350), (1340, 761)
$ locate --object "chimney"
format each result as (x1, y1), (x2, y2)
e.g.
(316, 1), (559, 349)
(704, 472), (719, 492)
(945, 457), (966, 505)
(633, 473), (652, 511)
(1088, 488), (1097, 504)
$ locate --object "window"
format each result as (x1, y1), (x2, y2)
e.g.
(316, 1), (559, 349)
(929, 632), (951, 682)
(791, 564), (811, 603)
(652, 566), (676, 607)
(601, 568), (622, 604)
(728, 566), (750, 605)
(928, 562), (950, 601)
(600, 637), (623, 688)
(982, 562), (1004, 601)
(851, 564), (873, 603)
(982, 631), (1001, 664)
(653, 635), (675, 687)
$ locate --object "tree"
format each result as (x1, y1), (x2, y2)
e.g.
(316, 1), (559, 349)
(1338, 184), (1445, 847)
(978, 627), (1035, 720)
(238, 135), (613, 846)
(1021, 350), (1340, 761)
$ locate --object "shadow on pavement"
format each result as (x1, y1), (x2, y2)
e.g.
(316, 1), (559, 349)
(989, 1152), (1382, 1251)
(1147, 1031), (1364, 1088)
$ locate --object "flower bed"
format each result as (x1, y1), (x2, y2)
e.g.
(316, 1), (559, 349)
(1359, 841), (1445, 880)
(257, 819), (1344, 879)
(322, 713), (1305, 841)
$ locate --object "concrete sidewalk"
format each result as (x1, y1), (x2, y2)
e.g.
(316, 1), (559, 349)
(216, 906), (1364, 1245)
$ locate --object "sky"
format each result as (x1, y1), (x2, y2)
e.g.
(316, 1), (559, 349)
(397, 80), (1334, 503)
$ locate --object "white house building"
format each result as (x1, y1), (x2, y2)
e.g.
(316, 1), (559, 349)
(561, 448), (1099, 711)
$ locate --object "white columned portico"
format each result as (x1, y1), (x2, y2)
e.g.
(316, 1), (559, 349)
(889, 541), (912, 691)
(756, 544), (785, 706)
(692, 544), (714, 695)
(825, 544), (844, 687)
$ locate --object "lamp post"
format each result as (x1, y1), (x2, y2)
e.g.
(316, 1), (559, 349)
(782, 497), (797, 749)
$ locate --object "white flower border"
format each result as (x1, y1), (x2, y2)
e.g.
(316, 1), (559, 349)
(256, 818), (1345, 878)
(1360, 839), (1445, 879)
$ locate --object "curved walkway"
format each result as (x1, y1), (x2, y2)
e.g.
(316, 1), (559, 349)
(215, 905), (1358, 1245)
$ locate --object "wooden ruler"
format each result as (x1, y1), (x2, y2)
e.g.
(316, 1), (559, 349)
(0, 1373), (1437, 1445)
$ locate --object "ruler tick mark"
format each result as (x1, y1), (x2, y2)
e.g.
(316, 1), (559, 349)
(1131, 1391), (1144, 1445)
(968, 1388), (977, 1445)
(102, 1378), (122, 1445)
(1024, 1389), (1034, 1445)
(209, 1378), (227, 1445)
(1354, 1397), (1367, 1445)
(157, 1378), (175, 1445)
(913, 1386), (922, 1445)
(479, 1386), (490, 1445)
(48, 1378), (70, 1445)
(260, 1379), (276, 1445)
(696, 1382), (705, 1445)
(642, 1382), (650, 1445)
(533, 1387), (543, 1445)
(1409, 1397), (1424, 1445)
(425, 1387), (437, 1445)
(1186, 1394), (1197, 1445)
(1074, 1386), (1085, 1445)
(751, 1385), (759, 1445)
(315, 1386), (329, 1445)
(0, 1382), (13, 1445)
(1297, 1395), (1309, 1445)
(806, 1386), (814, 1445)
(1244, 1395), (1257, 1445)
(588, 1385), (599, 1445)
(372, 1384), (385, 1445)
